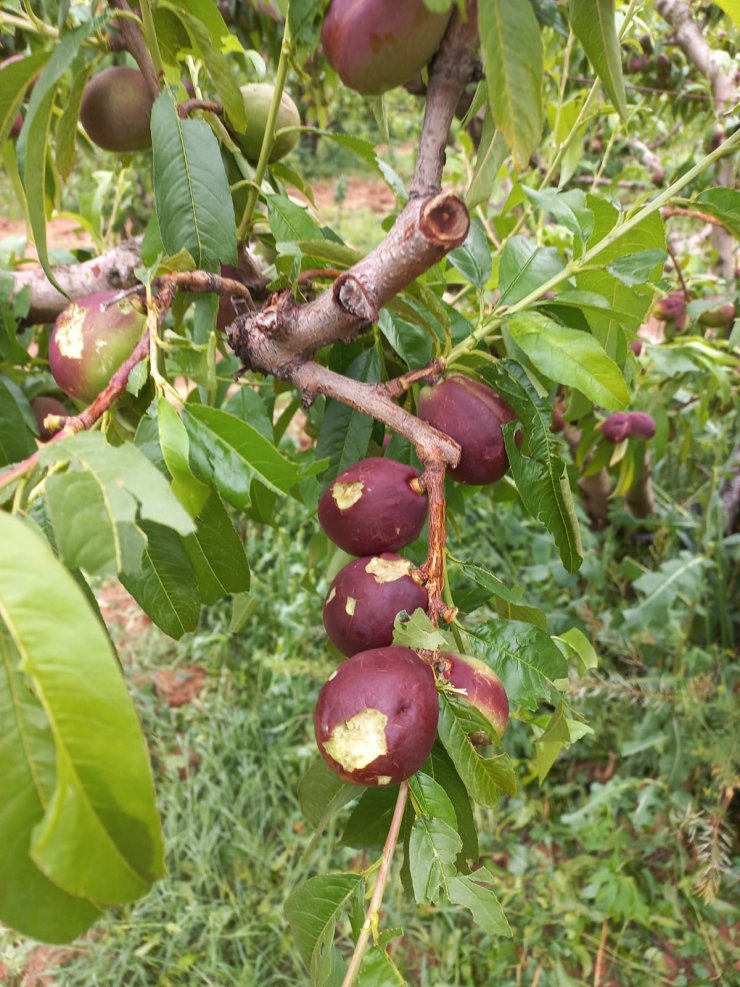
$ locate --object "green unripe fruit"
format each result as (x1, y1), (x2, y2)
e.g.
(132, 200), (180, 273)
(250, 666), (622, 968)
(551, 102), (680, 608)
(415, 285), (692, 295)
(80, 67), (154, 152)
(698, 298), (736, 328)
(50, 291), (146, 403)
(235, 83), (301, 163)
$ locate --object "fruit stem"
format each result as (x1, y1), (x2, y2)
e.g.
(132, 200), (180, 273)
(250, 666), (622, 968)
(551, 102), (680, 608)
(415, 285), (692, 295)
(341, 781), (409, 987)
(419, 462), (455, 626)
(237, 19), (293, 239)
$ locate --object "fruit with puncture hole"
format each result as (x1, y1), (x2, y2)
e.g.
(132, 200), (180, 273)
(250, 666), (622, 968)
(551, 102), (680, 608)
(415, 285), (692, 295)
(314, 646), (438, 786)
(321, 0), (451, 96)
(323, 554), (427, 657)
(318, 457), (428, 556)
(418, 375), (520, 485)
(438, 652), (509, 745)
(49, 291), (146, 404)
(80, 67), (155, 152)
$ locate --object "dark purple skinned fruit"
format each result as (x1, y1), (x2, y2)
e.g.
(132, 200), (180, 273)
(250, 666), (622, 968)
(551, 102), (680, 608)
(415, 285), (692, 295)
(50, 291), (146, 403)
(551, 407), (565, 434)
(80, 67), (154, 152)
(314, 646), (439, 786)
(600, 413), (632, 443)
(321, 0), (451, 96)
(323, 554), (428, 657)
(629, 339), (643, 357)
(318, 458), (427, 556)
(698, 299), (736, 328)
(438, 653), (509, 745)
(652, 292), (687, 331)
(628, 412), (656, 441)
(418, 375), (521, 485)
(31, 396), (67, 441)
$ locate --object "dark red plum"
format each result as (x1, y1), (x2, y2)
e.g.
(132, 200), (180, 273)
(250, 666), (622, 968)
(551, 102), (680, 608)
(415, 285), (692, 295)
(628, 412), (656, 440)
(80, 67), (154, 152)
(31, 396), (67, 441)
(323, 554), (428, 657)
(321, 0), (451, 95)
(600, 413), (632, 443)
(318, 458), (427, 556)
(418, 375), (520, 485)
(50, 291), (146, 403)
(439, 652), (509, 744)
(314, 646), (438, 786)
(652, 291), (687, 331)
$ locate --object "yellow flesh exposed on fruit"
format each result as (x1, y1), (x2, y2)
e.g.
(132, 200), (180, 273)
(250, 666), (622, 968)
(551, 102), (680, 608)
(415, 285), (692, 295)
(324, 708), (388, 771)
(345, 596), (356, 616)
(55, 306), (86, 360)
(365, 556), (411, 583)
(332, 480), (364, 509)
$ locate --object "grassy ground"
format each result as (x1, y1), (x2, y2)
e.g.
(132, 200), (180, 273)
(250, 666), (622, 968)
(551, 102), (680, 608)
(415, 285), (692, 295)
(3, 486), (735, 987)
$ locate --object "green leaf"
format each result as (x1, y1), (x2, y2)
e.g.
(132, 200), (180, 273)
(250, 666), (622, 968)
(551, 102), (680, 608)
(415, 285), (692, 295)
(437, 696), (516, 807)
(408, 772), (458, 828)
(358, 945), (406, 986)
(152, 89), (237, 271)
(0, 513), (165, 905)
(158, 398), (210, 517)
(523, 187), (594, 241)
(569, 0), (626, 118)
(623, 552), (710, 630)
(268, 193), (324, 242)
(556, 626), (598, 674)
(423, 743), (479, 867)
(0, 378), (36, 467)
(466, 114), (507, 209)
(17, 23), (96, 295)
(182, 492), (251, 604)
(696, 187), (740, 238)
(466, 619), (568, 710)
(607, 249), (668, 286)
(0, 626), (100, 943)
(343, 785), (402, 849)
(481, 360), (583, 573)
(506, 311), (630, 409)
(533, 701), (571, 782)
(298, 758), (355, 829)
(409, 816), (462, 904)
(478, 0), (544, 168)
(284, 873), (363, 979)
(447, 867), (512, 937)
(41, 431), (195, 575)
(377, 310), (433, 369)
(55, 63), (90, 180)
(391, 607), (453, 652)
(315, 348), (381, 486)
(498, 236), (565, 305)
(120, 521), (201, 638)
(448, 219), (492, 289)
(0, 50), (48, 145)
(183, 404), (304, 507)
(449, 558), (547, 629)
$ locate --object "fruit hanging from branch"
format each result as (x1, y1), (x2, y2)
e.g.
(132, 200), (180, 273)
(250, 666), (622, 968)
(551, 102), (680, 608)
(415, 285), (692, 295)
(80, 67), (155, 152)
(234, 83), (301, 162)
(438, 652), (509, 744)
(49, 291), (146, 403)
(314, 646), (439, 786)
(321, 0), (451, 95)
(318, 457), (428, 556)
(31, 396), (68, 441)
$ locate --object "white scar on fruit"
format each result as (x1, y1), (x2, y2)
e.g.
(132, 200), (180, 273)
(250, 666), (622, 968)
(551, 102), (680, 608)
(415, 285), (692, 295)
(365, 556), (411, 583)
(327, 587), (337, 604)
(345, 596), (356, 616)
(324, 708), (388, 771)
(332, 480), (364, 509)
(55, 305), (85, 359)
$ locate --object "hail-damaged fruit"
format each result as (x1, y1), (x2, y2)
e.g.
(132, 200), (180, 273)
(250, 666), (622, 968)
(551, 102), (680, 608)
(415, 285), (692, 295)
(49, 291), (146, 403)
(418, 375), (520, 485)
(321, 0), (451, 96)
(318, 457), (428, 556)
(80, 67), (155, 152)
(323, 554), (428, 657)
(314, 646), (439, 786)
(438, 653), (509, 745)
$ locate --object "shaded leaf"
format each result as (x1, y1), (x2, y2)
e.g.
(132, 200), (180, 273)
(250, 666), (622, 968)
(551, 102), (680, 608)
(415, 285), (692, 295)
(569, 0), (626, 117)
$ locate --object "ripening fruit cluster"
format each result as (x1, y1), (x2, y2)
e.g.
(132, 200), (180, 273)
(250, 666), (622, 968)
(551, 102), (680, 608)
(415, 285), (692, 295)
(600, 411), (657, 443)
(313, 375), (514, 788)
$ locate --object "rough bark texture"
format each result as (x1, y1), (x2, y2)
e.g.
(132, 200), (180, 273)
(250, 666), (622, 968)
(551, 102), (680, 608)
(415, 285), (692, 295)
(656, 0), (737, 282)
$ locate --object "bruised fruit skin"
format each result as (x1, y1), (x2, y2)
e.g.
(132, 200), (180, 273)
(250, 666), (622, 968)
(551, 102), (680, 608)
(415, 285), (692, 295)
(314, 646), (438, 786)
(318, 457), (427, 556)
(323, 554), (428, 657)
(418, 376), (520, 485)
(80, 67), (154, 152)
(31, 396), (67, 441)
(698, 299), (736, 328)
(601, 411), (656, 443)
(50, 291), (146, 403)
(321, 0), (451, 96)
(235, 83), (300, 163)
(439, 653), (509, 744)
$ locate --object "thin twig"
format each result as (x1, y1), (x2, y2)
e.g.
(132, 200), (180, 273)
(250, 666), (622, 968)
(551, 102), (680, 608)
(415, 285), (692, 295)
(341, 782), (409, 987)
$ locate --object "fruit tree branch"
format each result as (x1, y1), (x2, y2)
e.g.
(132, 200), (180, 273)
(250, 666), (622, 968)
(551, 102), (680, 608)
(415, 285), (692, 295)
(341, 781), (410, 987)
(11, 237), (143, 324)
(109, 0), (161, 100)
(410, 0), (479, 197)
(656, 0), (737, 282)
(416, 463), (456, 624)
